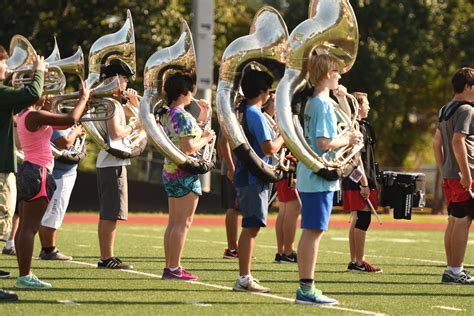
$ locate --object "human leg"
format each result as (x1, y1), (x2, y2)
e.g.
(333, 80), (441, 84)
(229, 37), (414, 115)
(164, 197), (176, 268)
(166, 192), (199, 269)
(0, 173), (16, 241)
(2, 212), (19, 255)
(225, 207), (239, 250)
(282, 199), (300, 255)
(275, 201), (286, 257)
(444, 215), (454, 267)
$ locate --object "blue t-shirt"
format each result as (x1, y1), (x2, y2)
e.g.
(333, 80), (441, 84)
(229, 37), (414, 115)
(296, 95), (340, 193)
(233, 104), (273, 187)
(52, 129), (78, 179)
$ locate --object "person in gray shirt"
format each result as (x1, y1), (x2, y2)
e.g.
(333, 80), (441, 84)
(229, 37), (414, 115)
(433, 67), (474, 285)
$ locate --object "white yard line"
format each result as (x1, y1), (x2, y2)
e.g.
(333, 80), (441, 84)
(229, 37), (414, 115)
(66, 259), (386, 315)
(432, 306), (466, 312)
(63, 228), (473, 266)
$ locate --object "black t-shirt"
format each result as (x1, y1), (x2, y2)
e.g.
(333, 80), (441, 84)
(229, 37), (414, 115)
(342, 120), (377, 190)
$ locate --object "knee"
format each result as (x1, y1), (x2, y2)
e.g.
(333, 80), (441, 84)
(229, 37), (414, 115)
(355, 211), (371, 231)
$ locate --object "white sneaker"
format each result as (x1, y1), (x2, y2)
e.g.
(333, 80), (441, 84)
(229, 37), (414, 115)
(233, 276), (270, 293)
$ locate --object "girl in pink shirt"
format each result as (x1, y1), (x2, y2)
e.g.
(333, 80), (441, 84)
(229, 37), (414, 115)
(14, 82), (90, 289)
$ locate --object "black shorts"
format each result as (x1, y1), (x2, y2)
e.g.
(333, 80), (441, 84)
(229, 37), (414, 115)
(449, 199), (474, 218)
(97, 166), (128, 220)
(220, 175), (239, 210)
(17, 162), (56, 203)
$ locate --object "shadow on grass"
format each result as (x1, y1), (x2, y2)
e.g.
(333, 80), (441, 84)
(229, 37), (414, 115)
(328, 291), (474, 297)
(11, 300), (290, 306)
(12, 288), (216, 293)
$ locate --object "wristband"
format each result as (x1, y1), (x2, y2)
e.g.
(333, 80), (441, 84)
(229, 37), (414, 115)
(360, 185), (368, 188)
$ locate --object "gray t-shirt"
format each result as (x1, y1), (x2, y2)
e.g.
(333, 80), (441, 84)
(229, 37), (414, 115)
(437, 102), (474, 178)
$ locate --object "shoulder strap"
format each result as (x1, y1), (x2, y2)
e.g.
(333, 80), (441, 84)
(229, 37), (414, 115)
(439, 101), (474, 122)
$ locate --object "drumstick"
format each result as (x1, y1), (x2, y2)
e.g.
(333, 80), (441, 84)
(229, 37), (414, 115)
(366, 198), (382, 224)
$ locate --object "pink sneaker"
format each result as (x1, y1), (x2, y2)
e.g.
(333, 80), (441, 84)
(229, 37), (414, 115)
(162, 267), (199, 281)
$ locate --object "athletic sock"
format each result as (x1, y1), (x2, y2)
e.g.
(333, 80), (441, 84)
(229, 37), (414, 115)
(299, 279), (314, 292)
(5, 240), (14, 249)
(449, 266), (463, 275)
(42, 246), (56, 254)
(169, 267), (179, 272)
(239, 275), (251, 284)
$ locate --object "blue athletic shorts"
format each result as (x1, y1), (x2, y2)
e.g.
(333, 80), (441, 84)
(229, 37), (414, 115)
(163, 175), (202, 198)
(236, 182), (270, 228)
(300, 191), (334, 231)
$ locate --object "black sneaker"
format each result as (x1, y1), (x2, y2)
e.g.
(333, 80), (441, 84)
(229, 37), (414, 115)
(347, 261), (382, 273)
(280, 251), (297, 263)
(0, 270), (10, 279)
(442, 270), (474, 285)
(2, 246), (16, 256)
(274, 253), (282, 263)
(39, 248), (72, 261)
(0, 289), (18, 301)
(97, 257), (133, 270)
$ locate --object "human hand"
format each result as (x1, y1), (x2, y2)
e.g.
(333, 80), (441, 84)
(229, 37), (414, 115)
(124, 88), (139, 106)
(460, 173), (472, 191)
(347, 130), (363, 146)
(79, 81), (91, 102)
(226, 166), (235, 182)
(333, 85), (347, 98)
(33, 55), (48, 73)
(203, 129), (215, 141)
(360, 186), (370, 199)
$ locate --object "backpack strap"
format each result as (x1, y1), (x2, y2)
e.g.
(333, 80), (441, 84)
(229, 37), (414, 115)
(439, 101), (474, 122)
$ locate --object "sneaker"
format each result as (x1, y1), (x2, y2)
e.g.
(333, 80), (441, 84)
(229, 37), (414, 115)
(347, 261), (382, 273)
(295, 287), (338, 305)
(0, 289), (18, 301)
(223, 248), (239, 259)
(39, 248), (72, 261)
(280, 251), (297, 264)
(162, 267), (199, 281)
(2, 246), (16, 256)
(97, 257), (133, 270)
(233, 276), (270, 293)
(0, 270), (10, 279)
(15, 275), (52, 289)
(442, 270), (474, 285)
(274, 253), (282, 263)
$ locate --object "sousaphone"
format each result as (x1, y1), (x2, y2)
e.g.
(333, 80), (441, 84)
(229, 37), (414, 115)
(275, 0), (362, 179)
(216, 6), (289, 183)
(139, 20), (215, 174)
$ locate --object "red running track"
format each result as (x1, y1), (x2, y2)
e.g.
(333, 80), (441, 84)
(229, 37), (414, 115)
(63, 214), (455, 230)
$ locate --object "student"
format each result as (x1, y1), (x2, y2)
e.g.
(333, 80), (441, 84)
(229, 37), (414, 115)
(96, 60), (139, 270)
(161, 72), (215, 280)
(263, 94), (301, 264)
(218, 131), (240, 259)
(433, 67), (474, 285)
(295, 54), (361, 305)
(0, 45), (45, 300)
(342, 92), (381, 273)
(232, 69), (284, 293)
(15, 82), (90, 289)
(38, 124), (86, 260)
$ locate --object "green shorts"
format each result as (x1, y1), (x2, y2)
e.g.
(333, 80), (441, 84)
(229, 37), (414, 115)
(163, 175), (202, 198)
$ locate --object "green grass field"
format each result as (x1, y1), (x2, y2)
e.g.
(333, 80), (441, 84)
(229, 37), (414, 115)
(1, 217), (473, 315)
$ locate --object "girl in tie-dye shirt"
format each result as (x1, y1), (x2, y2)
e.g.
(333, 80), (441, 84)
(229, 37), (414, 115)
(161, 73), (215, 281)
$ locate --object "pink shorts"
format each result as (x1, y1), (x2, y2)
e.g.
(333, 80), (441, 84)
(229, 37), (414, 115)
(17, 162), (56, 203)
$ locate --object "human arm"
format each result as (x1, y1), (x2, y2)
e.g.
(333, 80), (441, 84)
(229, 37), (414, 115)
(218, 134), (235, 181)
(316, 131), (361, 151)
(52, 125), (85, 150)
(25, 81), (90, 131)
(260, 135), (284, 156)
(5, 55), (47, 112)
(452, 132), (472, 189)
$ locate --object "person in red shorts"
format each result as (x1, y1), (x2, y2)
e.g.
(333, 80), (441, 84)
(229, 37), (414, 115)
(342, 92), (382, 273)
(274, 162), (300, 264)
(433, 67), (474, 285)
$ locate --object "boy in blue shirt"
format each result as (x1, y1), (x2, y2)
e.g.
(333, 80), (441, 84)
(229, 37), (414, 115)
(295, 54), (361, 305)
(232, 69), (284, 293)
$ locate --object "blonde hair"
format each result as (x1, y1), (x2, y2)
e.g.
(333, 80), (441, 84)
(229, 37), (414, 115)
(308, 54), (339, 86)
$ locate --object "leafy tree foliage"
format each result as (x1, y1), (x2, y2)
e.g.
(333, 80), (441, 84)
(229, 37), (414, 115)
(0, 0), (472, 169)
